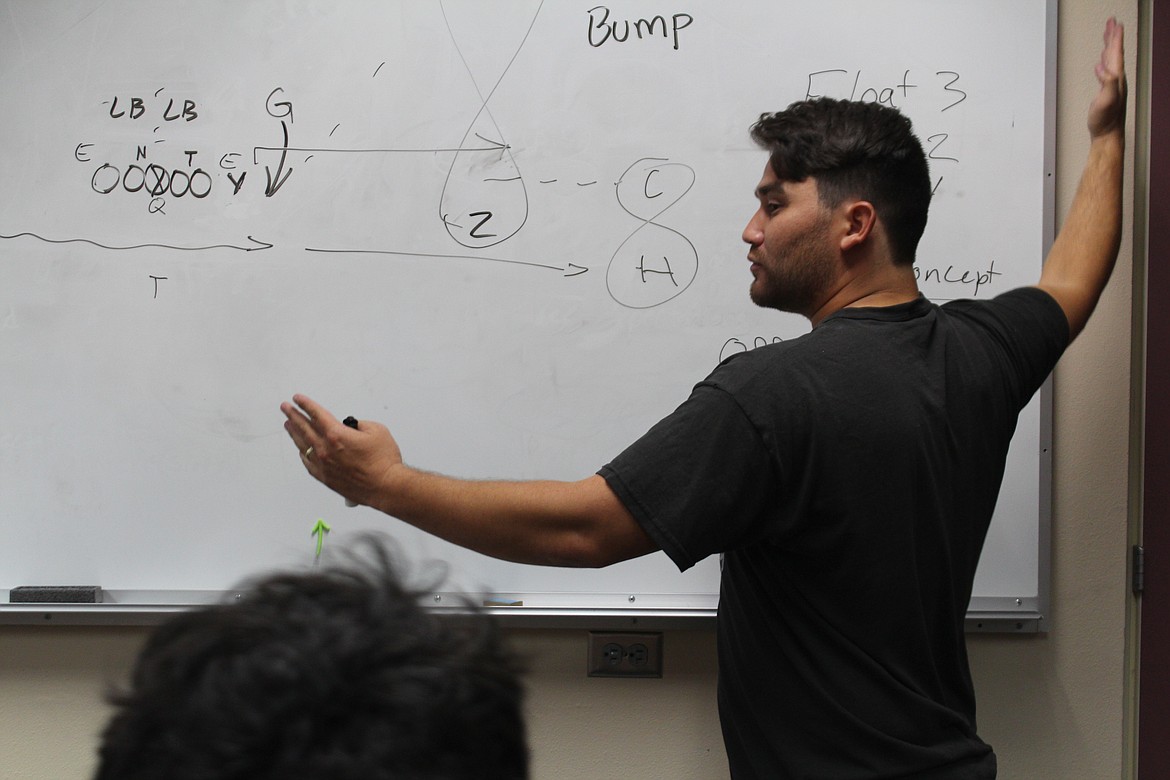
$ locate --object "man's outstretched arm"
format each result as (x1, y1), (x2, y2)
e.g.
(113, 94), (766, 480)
(1037, 17), (1127, 340)
(280, 394), (658, 568)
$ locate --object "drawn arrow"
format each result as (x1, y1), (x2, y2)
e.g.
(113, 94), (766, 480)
(242, 236), (275, 251)
(264, 120), (294, 197)
(310, 518), (331, 559)
(252, 137), (509, 158)
(304, 246), (590, 277)
(0, 231), (274, 253)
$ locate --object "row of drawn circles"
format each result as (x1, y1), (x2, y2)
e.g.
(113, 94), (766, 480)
(92, 163), (212, 199)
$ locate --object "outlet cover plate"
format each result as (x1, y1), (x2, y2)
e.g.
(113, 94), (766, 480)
(587, 631), (663, 678)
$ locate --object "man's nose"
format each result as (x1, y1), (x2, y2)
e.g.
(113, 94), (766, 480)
(742, 213), (763, 246)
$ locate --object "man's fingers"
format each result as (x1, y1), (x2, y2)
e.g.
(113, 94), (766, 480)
(1100, 18), (1124, 82)
(291, 394), (342, 431)
(283, 419), (311, 452)
(285, 395), (344, 444)
(280, 403), (312, 441)
(280, 401), (328, 471)
(1087, 18), (1127, 139)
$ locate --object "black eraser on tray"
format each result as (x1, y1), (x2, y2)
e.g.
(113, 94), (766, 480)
(10, 586), (103, 603)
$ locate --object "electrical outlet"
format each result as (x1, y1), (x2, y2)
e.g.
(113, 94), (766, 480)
(587, 631), (663, 678)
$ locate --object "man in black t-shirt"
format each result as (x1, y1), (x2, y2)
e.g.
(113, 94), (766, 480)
(601, 289), (1067, 777)
(282, 19), (1127, 779)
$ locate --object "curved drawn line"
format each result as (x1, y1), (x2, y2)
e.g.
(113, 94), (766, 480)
(262, 121), (293, 197)
(442, 0), (544, 120)
(606, 158), (700, 309)
(0, 232), (273, 252)
(436, 0), (540, 247)
(604, 220), (699, 309)
(614, 159), (695, 224)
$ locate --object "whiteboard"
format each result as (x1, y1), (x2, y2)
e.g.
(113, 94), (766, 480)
(0, 0), (1055, 627)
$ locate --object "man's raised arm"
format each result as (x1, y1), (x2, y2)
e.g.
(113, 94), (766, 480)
(1037, 17), (1127, 340)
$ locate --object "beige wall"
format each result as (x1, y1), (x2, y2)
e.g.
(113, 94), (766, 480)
(0, 1), (1142, 778)
(967, 1), (1141, 778)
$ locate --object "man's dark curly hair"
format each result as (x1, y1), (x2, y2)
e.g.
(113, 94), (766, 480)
(750, 98), (933, 266)
(93, 537), (528, 780)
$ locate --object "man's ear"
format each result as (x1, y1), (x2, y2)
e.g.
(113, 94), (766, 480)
(839, 200), (877, 252)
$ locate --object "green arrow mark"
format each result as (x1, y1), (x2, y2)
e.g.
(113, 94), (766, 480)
(310, 519), (331, 559)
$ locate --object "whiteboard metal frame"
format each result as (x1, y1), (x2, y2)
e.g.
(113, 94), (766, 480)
(0, 0), (1060, 633)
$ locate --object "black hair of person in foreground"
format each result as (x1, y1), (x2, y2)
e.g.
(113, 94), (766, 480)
(93, 536), (529, 780)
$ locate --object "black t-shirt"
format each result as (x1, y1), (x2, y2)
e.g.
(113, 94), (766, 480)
(600, 289), (1069, 779)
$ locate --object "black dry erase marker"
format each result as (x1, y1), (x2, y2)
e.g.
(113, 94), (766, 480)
(343, 416), (359, 507)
